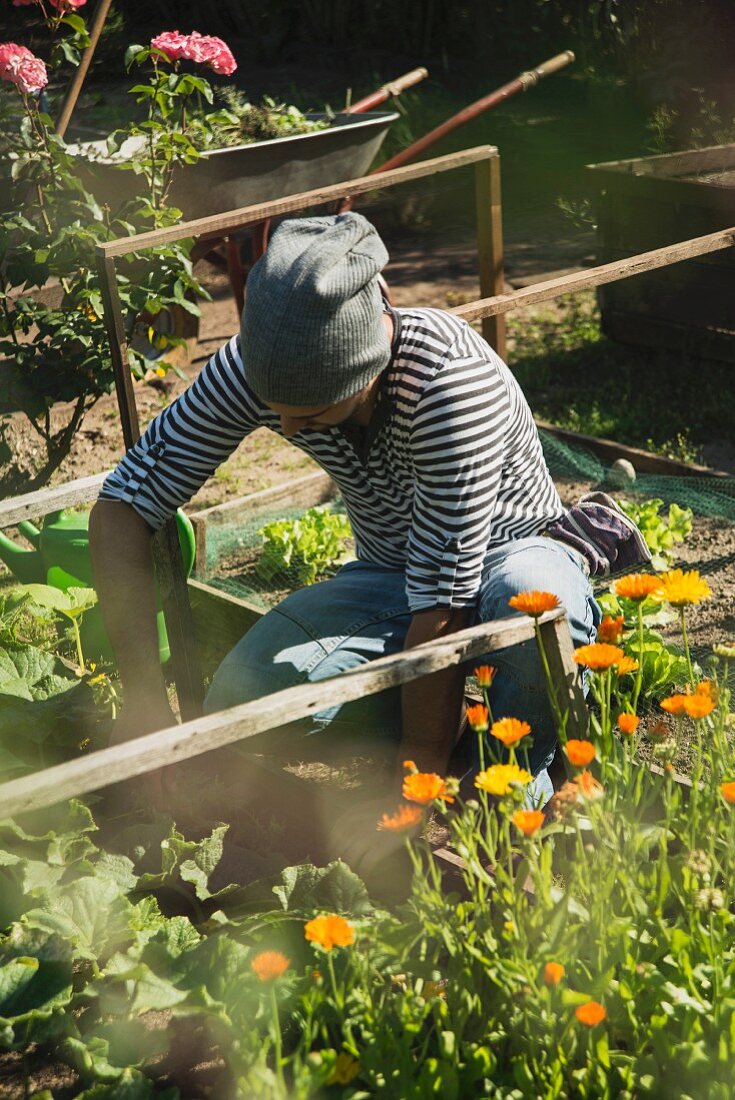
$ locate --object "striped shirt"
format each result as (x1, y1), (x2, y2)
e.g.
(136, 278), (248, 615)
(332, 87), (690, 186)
(100, 307), (564, 611)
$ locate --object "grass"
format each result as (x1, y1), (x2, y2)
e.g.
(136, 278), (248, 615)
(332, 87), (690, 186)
(507, 292), (732, 465)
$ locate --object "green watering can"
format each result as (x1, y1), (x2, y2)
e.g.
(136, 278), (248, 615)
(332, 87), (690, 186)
(0, 508), (196, 664)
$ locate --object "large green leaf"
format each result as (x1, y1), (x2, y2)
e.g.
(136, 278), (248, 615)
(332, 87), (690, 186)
(0, 950), (73, 1050)
(22, 876), (133, 961)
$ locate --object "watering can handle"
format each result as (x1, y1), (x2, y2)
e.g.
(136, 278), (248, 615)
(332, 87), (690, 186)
(519, 50), (575, 89)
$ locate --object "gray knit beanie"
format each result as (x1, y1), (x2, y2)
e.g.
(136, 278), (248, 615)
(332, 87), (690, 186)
(241, 213), (391, 406)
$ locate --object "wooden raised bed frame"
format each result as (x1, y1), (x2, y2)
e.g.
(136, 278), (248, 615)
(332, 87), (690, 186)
(0, 146), (728, 820)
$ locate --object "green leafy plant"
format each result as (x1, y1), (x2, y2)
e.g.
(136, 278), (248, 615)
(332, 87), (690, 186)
(21, 584), (97, 671)
(256, 506), (353, 586)
(0, 14), (206, 493)
(204, 89), (330, 149)
(616, 497), (693, 569)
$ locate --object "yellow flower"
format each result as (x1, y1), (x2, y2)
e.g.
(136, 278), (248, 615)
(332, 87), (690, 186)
(250, 950), (290, 981)
(573, 643), (625, 671)
(613, 574), (663, 601)
(403, 772), (456, 805)
(422, 979), (447, 999)
(304, 914), (355, 951)
(327, 1053), (361, 1086)
(474, 763), (532, 796)
(714, 642), (735, 659)
(491, 717), (531, 747)
(377, 804), (423, 832)
(656, 568), (711, 607)
(508, 590), (559, 617)
(543, 962), (565, 986)
(512, 809), (544, 836)
(615, 656), (639, 676)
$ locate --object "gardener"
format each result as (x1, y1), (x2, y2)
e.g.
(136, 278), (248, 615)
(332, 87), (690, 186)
(91, 212), (619, 821)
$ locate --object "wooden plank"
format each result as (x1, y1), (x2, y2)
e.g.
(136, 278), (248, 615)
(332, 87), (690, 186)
(152, 521), (205, 721)
(538, 614), (589, 740)
(191, 470), (334, 525)
(0, 608), (566, 818)
(0, 473), (108, 528)
(475, 156), (506, 357)
(96, 253), (140, 449)
(96, 146), (497, 258)
(187, 577), (264, 677)
(588, 170), (735, 213)
(451, 227), (735, 322)
(536, 419), (732, 479)
(600, 310), (735, 368)
(587, 143), (735, 180)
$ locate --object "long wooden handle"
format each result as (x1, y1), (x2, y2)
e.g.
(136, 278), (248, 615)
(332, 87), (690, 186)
(55, 0), (115, 138)
(519, 50), (575, 89)
(346, 67), (428, 114)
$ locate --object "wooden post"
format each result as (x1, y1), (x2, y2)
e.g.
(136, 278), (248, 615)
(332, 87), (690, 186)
(96, 252), (205, 719)
(55, 0), (115, 140)
(475, 155), (506, 357)
(537, 614), (589, 741)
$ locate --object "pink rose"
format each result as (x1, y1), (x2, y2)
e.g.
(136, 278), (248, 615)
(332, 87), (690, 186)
(184, 32), (237, 75)
(9, 52), (48, 94)
(150, 30), (190, 63)
(12, 2), (39, 7)
(0, 44), (47, 94)
(48, 0), (88, 9)
(0, 42), (33, 77)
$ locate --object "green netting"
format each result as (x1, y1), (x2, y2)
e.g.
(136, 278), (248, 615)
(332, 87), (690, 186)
(196, 430), (735, 609)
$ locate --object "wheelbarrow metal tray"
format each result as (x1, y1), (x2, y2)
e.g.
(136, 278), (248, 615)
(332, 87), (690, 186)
(69, 111), (398, 221)
(587, 143), (735, 364)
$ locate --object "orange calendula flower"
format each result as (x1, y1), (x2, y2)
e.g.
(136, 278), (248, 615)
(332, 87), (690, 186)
(508, 590), (559, 617)
(512, 809), (545, 836)
(575, 1001), (607, 1026)
(617, 713), (640, 736)
(598, 614), (624, 644)
(573, 643), (625, 671)
(475, 763), (532, 797)
(543, 962), (565, 986)
(403, 772), (456, 805)
(304, 914), (355, 951)
(565, 739), (596, 767)
(466, 703), (489, 732)
(656, 568), (711, 607)
(377, 804), (423, 832)
(613, 574), (663, 602)
(615, 656), (639, 676)
(403, 760), (418, 773)
(661, 690), (716, 719)
(683, 693), (716, 719)
(576, 770), (604, 801)
(720, 782), (735, 805)
(475, 664), (497, 687)
(250, 950), (290, 981)
(491, 717), (532, 747)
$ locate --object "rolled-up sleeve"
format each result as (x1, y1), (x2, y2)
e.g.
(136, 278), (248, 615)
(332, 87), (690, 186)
(99, 336), (263, 529)
(405, 352), (510, 611)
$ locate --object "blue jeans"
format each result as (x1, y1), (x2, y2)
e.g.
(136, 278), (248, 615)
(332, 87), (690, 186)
(205, 537), (600, 806)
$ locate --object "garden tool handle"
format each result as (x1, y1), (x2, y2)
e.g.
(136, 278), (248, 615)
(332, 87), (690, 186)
(518, 50), (575, 89)
(345, 67), (428, 113)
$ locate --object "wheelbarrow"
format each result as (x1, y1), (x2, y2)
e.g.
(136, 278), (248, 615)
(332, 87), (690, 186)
(240, 50), (576, 313)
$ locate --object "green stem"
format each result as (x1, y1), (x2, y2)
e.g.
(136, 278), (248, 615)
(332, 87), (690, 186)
(534, 619), (564, 731)
(269, 983), (286, 1095)
(71, 618), (84, 671)
(632, 601), (644, 712)
(680, 608), (695, 689)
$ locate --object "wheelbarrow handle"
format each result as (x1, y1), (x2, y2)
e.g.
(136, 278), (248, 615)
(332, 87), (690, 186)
(518, 50), (575, 89)
(346, 67), (429, 114)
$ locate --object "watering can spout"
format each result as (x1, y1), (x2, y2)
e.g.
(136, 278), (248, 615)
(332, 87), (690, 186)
(0, 530), (45, 584)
